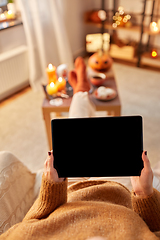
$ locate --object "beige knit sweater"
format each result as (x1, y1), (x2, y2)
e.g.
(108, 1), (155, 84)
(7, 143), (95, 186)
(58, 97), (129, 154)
(1, 175), (160, 240)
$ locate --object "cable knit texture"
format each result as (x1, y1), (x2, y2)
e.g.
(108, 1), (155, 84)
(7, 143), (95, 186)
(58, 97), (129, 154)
(0, 175), (160, 240)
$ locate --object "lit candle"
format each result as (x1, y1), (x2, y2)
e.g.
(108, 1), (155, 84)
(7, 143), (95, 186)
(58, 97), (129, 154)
(150, 22), (159, 33)
(0, 13), (7, 21)
(151, 50), (158, 58)
(6, 10), (15, 20)
(56, 77), (66, 91)
(46, 82), (58, 95)
(46, 64), (57, 84)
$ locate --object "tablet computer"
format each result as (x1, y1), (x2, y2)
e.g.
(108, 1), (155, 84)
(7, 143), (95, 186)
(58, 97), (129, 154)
(51, 116), (143, 178)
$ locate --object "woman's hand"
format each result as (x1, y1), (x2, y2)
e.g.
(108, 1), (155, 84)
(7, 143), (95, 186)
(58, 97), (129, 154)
(44, 151), (64, 183)
(131, 151), (153, 197)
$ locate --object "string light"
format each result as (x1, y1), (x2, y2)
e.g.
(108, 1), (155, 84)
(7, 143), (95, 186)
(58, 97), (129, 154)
(112, 7), (131, 28)
(150, 22), (159, 33)
(118, 6), (124, 15)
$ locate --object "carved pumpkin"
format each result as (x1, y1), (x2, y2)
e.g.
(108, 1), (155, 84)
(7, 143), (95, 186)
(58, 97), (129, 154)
(88, 52), (113, 72)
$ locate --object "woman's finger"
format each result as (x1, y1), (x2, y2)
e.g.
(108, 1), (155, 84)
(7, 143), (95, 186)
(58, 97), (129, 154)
(142, 151), (152, 172)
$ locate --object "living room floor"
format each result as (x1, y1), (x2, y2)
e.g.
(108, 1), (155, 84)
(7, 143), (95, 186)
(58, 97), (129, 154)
(0, 62), (160, 173)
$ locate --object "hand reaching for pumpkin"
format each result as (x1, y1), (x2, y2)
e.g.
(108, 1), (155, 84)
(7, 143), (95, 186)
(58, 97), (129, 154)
(68, 57), (90, 94)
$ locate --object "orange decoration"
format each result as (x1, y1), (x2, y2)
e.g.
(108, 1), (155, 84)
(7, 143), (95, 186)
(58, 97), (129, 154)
(46, 64), (57, 84)
(56, 77), (66, 91)
(46, 82), (58, 95)
(88, 52), (113, 72)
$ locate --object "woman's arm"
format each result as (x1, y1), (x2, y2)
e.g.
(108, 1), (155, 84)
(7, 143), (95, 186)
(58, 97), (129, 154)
(23, 152), (67, 221)
(132, 188), (160, 232)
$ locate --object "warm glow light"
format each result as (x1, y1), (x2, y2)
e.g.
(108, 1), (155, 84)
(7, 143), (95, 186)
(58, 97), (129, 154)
(118, 6), (124, 15)
(154, 26), (159, 31)
(56, 77), (66, 91)
(151, 50), (158, 58)
(118, 6), (124, 12)
(126, 15), (131, 20)
(58, 77), (63, 82)
(50, 82), (55, 87)
(98, 10), (106, 21)
(46, 81), (58, 95)
(48, 63), (54, 70)
(46, 64), (57, 84)
(150, 21), (159, 32)
(8, 10), (12, 15)
(0, 13), (6, 20)
(112, 7), (131, 28)
(6, 10), (15, 20)
(152, 22), (157, 27)
(112, 23), (117, 28)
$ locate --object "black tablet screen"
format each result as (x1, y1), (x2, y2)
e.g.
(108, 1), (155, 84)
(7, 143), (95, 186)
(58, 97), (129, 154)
(51, 116), (143, 177)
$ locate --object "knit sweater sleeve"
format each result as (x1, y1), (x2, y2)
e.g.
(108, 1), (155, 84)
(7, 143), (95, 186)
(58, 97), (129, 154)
(23, 174), (67, 221)
(132, 188), (160, 232)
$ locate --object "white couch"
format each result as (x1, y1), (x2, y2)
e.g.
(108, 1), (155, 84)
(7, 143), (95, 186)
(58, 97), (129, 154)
(0, 151), (43, 234)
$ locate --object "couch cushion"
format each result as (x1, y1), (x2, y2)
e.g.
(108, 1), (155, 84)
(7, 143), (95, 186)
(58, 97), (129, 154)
(0, 151), (36, 234)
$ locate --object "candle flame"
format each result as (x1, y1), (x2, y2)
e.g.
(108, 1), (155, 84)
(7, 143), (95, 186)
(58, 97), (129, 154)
(8, 10), (13, 15)
(1, 13), (6, 19)
(58, 77), (63, 82)
(50, 82), (55, 87)
(151, 50), (158, 58)
(48, 64), (54, 70)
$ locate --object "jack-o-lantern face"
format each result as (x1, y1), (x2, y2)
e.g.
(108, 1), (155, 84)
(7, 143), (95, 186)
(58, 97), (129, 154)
(88, 52), (113, 72)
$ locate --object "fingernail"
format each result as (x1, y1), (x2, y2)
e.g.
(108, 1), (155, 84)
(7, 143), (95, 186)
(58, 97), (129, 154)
(48, 151), (51, 156)
(144, 151), (147, 156)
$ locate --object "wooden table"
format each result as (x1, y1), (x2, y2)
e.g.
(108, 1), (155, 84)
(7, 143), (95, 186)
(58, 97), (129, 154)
(42, 76), (121, 150)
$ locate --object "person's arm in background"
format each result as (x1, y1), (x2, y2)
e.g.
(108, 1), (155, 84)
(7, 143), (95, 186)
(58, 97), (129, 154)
(131, 151), (160, 232)
(68, 57), (95, 118)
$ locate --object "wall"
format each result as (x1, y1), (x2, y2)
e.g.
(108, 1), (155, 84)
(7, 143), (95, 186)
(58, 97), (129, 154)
(0, 25), (26, 54)
(63, 0), (115, 57)
(0, 0), (100, 60)
(63, 0), (98, 58)
(1, 0), (160, 64)
(0, 0), (26, 54)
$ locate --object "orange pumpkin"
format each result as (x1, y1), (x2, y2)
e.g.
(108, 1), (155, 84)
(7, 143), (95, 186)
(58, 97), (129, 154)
(88, 52), (113, 72)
